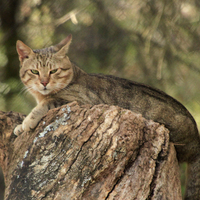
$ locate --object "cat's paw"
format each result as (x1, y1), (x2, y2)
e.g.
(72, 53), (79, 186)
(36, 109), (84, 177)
(14, 124), (23, 136)
(22, 116), (39, 132)
(14, 117), (39, 136)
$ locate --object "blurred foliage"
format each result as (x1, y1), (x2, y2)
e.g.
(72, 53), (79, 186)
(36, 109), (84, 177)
(1, 0), (200, 198)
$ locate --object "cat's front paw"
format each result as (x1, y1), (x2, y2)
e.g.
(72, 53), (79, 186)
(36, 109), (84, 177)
(14, 124), (23, 136)
(14, 117), (39, 136)
(22, 116), (39, 132)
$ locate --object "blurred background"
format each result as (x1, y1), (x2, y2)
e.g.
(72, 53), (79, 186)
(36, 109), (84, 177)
(1, 0), (200, 198)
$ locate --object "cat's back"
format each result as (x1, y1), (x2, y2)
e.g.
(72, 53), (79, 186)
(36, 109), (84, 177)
(88, 73), (190, 114)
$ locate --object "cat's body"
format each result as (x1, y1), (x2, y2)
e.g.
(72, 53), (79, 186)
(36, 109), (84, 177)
(15, 35), (200, 199)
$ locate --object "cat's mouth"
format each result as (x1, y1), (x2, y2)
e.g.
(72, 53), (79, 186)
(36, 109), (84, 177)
(37, 85), (59, 95)
(39, 87), (51, 95)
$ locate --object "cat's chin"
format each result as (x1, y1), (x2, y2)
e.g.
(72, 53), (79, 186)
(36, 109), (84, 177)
(39, 90), (52, 95)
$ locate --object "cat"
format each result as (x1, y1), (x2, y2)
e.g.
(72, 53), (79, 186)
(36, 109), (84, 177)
(14, 34), (200, 199)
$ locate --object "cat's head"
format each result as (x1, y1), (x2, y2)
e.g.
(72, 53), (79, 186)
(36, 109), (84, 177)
(16, 35), (73, 97)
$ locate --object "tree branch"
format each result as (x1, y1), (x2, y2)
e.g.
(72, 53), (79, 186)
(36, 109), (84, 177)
(0, 101), (182, 199)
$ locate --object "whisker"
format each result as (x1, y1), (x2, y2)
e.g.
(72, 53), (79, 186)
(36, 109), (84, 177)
(18, 87), (28, 95)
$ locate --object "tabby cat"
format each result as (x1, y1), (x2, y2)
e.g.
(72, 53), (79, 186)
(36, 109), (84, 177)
(14, 35), (200, 199)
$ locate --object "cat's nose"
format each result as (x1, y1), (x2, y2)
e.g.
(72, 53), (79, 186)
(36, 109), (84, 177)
(41, 81), (48, 87)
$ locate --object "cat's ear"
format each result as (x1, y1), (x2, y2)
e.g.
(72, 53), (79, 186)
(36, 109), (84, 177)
(53, 34), (72, 57)
(16, 40), (34, 62)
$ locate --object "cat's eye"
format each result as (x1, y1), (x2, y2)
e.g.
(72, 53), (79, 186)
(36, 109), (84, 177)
(31, 70), (39, 75)
(50, 69), (58, 74)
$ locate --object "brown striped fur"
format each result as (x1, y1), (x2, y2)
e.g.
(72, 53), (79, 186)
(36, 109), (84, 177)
(14, 35), (200, 199)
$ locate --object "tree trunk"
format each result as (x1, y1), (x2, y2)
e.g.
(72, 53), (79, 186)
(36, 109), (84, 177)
(0, 101), (182, 200)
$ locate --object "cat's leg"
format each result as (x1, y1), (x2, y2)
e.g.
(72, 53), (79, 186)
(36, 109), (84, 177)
(14, 99), (62, 136)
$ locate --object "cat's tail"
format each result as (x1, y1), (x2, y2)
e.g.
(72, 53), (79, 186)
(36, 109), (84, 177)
(184, 157), (200, 200)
